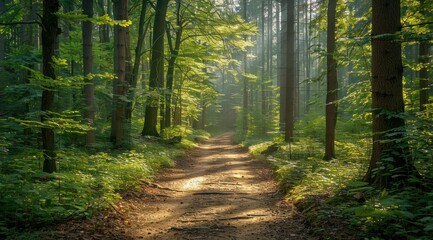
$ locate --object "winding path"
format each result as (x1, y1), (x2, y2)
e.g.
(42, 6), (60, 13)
(50, 132), (309, 240)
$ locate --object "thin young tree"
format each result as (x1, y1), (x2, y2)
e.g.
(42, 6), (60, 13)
(41, 0), (60, 173)
(163, 0), (182, 129)
(323, 0), (337, 160)
(142, 0), (170, 136)
(364, 0), (417, 187)
(82, 0), (95, 146)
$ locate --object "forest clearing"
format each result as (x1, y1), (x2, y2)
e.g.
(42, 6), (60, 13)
(1, 0), (433, 239)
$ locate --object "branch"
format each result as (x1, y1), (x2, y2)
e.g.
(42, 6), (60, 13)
(0, 21), (42, 27)
(402, 21), (433, 29)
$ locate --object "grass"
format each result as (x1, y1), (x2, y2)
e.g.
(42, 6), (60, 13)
(243, 116), (433, 239)
(0, 126), (210, 238)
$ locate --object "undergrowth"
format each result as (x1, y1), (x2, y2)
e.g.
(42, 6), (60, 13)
(245, 115), (433, 239)
(0, 126), (209, 238)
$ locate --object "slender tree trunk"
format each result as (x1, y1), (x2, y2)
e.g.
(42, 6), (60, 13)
(164, 0), (182, 129)
(41, 0), (60, 173)
(419, 42), (430, 111)
(82, 0), (96, 146)
(279, 1), (287, 132)
(242, 0), (248, 134)
(364, 0), (416, 187)
(305, 1), (311, 114)
(261, 0), (266, 121)
(419, 0), (430, 111)
(126, 0), (148, 121)
(142, 0), (170, 136)
(324, 0), (337, 160)
(111, 0), (128, 147)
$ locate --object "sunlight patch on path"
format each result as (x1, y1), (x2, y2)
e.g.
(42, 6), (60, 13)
(181, 176), (206, 190)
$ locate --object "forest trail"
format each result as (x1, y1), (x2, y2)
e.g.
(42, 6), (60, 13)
(48, 132), (310, 240)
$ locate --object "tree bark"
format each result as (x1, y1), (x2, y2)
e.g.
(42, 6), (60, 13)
(324, 0), (337, 160)
(142, 0), (170, 137)
(419, 0), (430, 111)
(126, 0), (148, 121)
(164, 0), (182, 129)
(41, 0), (60, 173)
(284, 0), (296, 142)
(242, 0), (249, 134)
(364, 0), (416, 187)
(111, 0), (128, 147)
(82, 0), (96, 147)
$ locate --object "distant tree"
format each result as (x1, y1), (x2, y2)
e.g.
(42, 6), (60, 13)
(111, 0), (128, 147)
(323, 0), (337, 160)
(41, 0), (60, 173)
(82, 0), (96, 146)
(142, 0), (170, 137)
(364, 0), (417, 187)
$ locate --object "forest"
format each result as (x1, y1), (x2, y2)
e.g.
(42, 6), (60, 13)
(1, 0), (433, 239)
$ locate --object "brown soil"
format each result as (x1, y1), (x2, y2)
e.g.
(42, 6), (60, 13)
(42, 132), (313, 240)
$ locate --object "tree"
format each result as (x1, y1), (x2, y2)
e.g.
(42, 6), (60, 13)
(242, 0), (248, 134)
(126, 0), (149, 122)
(418, 0), (430, 111)
(364, 0), (417, 187)
(41, 0), (60, 173)
(163, 0), (182, 129)
(283, 0), (296, 142)
(323, 0), (337, 160)
(82, 0), (95, 146)
(111, 0), (128, 147)
(142, 0), (170, 137)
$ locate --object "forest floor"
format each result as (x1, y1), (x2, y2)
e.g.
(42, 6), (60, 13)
(34, 132), (315, 240)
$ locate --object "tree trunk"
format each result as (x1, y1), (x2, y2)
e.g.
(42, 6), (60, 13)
(304, 0), (311, 114)
(279, 1), (287, 132)
(364, 0), (416, 188)
(284, 0), (296, 142)
(242, 0), (249, 134)
(142, 0), (170, 137)
(111, 0), (128, 147)
(41, 0), (60, 173)
(164, 0), (182, 129)
(419, 0), (430, 111)
(419, 42), (430, 111)
(82, 0), (96, 147)
(323, 0), (337, 160)
(126, 0), (148, 121)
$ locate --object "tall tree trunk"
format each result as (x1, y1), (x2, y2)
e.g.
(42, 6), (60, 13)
(164, 0), (182, 129)
(284, 0), (296, 142)
(261, 0), (266, 121)
(304, 0), (311, 114)
(419, 0), (430, 111)
(142, 0), (170, 136)
(323, 0), (337, 160)
(364, 0), (416, 187)
(82, 0), (96, 146)
(111, 0), (128, 147)
(41, 0), (60, 173)
(242, 0), (248, 134)
(279, 0), (287, 132)
(419, 42), (430, 111)
(126, 0), (148, 121)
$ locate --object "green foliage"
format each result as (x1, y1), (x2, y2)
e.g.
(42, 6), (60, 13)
(0, 141), (182, 236)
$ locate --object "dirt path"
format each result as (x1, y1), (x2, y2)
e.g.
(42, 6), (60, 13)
(48, 132), (310, 240)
